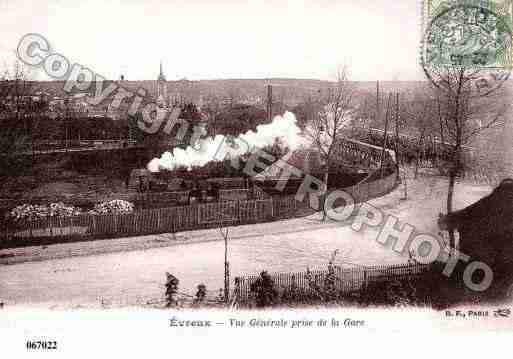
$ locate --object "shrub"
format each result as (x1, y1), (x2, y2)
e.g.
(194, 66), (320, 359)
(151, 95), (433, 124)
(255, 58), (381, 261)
(322, 264), (338, 301)
(358, 277), (428, 307)
(8, 202), (81, 221)
(250, 271), (278, 308)
(89, 199), (134, 215)
(165, 272), (179, 307)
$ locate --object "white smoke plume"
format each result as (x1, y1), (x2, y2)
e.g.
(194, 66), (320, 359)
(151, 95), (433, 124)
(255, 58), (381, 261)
(147, 111), (306, 172)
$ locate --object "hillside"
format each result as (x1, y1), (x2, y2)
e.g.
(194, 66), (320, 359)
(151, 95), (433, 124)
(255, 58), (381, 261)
(30, 78), (429, 103)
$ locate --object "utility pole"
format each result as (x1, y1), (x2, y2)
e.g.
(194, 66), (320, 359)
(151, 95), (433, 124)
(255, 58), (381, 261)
(376, 81), (380, 129)
(379, 93), (391, 177)
(27, 97), (36, 169)
(65, 99), (69, 152)
(437, 92), (444, 165)
(266, 84), (272, 123)
(394, 92), (405, 197)
(224, 235), (229, 303)
(221, 226), (230, 304)
(394, 92), (400, 167)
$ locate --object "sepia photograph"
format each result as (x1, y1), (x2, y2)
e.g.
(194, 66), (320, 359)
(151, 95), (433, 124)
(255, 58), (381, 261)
(1, 0), (513, 356)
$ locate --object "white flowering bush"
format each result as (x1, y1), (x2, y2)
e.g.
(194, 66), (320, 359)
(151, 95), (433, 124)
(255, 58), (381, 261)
(89, 199), (134, 215)
(8, 202), (82, 221)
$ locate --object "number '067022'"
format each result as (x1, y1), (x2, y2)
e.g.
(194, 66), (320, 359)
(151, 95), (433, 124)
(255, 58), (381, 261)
(26, 341), (57, 350)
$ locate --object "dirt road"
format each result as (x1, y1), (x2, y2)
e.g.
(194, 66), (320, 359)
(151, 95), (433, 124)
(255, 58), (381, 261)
(0, 176), (492, 309)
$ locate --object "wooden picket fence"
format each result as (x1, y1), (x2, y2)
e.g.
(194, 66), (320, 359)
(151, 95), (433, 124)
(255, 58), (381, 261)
(233, 262), (431, 305)
(1, 154), (399, 249)
(0, 195), (314, 248)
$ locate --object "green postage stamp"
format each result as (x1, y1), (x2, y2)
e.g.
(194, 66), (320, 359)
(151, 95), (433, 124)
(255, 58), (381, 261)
(422, 0), (513, 69)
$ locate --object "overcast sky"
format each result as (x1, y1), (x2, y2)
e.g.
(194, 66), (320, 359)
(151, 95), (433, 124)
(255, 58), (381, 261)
(0, 0), (423, 81)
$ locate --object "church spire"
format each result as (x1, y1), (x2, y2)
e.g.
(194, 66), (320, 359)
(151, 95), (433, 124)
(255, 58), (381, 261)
(158, 60), (166, 81)
(156, 60), (168, 105)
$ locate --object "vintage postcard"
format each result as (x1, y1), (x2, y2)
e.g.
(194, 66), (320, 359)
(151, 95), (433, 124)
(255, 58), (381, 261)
(1, 0), (513, 357)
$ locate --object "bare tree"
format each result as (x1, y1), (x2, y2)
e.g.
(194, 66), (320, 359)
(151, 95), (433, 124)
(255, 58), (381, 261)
(204, 95), (222, 137)
(0, 57), (42, 173)
(431, 65), (510, 250)
(304, 66), (356, 220)
(389, 92), (409, 200)
(352, 92), (373, 135)
(400, 85), (439, 178)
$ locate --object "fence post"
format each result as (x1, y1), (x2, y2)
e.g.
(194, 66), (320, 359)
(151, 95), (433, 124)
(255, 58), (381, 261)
(172, 211), (176, 234)
(237, 200), (241, 224)
(134, 212), (139, 234)
(26, 219), (32, 238)
(91, 215), (96, 236)
(113, 214), (118, 234)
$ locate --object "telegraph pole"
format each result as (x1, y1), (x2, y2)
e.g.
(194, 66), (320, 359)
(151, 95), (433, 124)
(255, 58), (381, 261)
(266, 84), (272, 123)
(224, 230), (229, 303)
(394, 93), (399, 137)
(379, 93), (391, 177)
(218, 225), (230, 304)
(376, 81), (380, 126)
